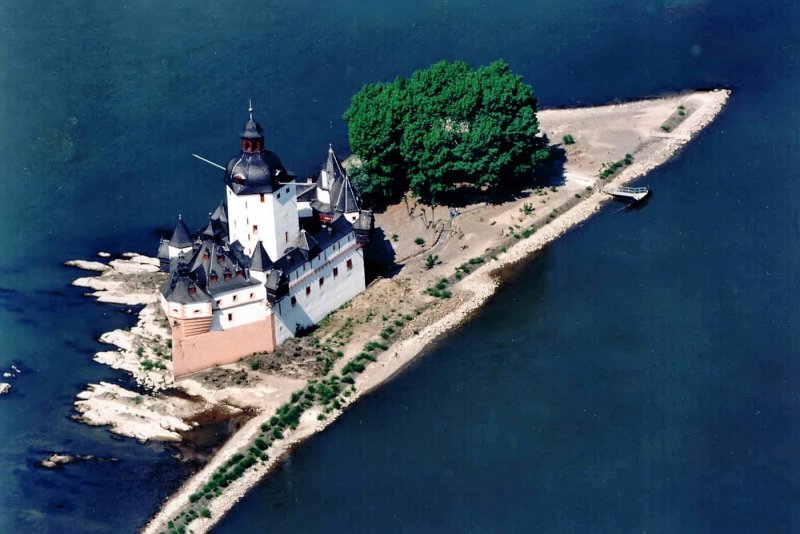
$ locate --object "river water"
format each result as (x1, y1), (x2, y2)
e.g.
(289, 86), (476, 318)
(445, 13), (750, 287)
(1, 0), (798, 532)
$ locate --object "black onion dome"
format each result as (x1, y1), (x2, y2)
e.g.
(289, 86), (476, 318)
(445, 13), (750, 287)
(240, 118), (264, 140)
(225, 149), (296, 194)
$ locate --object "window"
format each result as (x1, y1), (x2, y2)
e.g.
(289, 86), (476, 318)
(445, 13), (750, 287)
(291, 296), (297, 307)
(216, 300), (221, 306)
(193, 309), (200, 314)
(277, 192), (281, 199)
(285, 231), (289, 243)
(249, 292), (254, 299)
(227, 313), (233, 322)
(319, 277), (324, 287)
(306, 286), (311, 296)
(347, 259), (353, 271)
(253, 225), (258, 235)
(232, 295), (238, 302)
(333, 267), (339, 278)
(260, 194), (265, 203)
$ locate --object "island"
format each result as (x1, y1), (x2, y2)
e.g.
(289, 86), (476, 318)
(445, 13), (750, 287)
(63, 60), (730, 534)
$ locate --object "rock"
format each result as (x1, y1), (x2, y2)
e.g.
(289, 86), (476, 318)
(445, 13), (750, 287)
(2, 372), (10, 378)
(0, 383), (10, 395)
(64, 260), (111, 272)
(97, 251), (112, 258)
(40, 453), (74, 469)
(11, 365), (20, 374)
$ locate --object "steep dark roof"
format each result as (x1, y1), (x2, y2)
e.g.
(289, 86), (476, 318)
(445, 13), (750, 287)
(250, 241), (274, 272)
(210, 202), (228, 224)
(169, 217), (193, 248)
(273, 247), (311, 276)
(293, 230), (320, 255)
(224, 149), (296, 195)
(333, 175), (360, 214)
(199, 217), (227, 242)
(160, 262), (212, 304)
(297, 183), (317, 202)
(314, 215), (354, 251)
(228, 240), (250, 269)
(183, 240), (259, 296)
(240, 118), (264, 140)
(317, 146), (347, 192)
(157, 238), (170, 261)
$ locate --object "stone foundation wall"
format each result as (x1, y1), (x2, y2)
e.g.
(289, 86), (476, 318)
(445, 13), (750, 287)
(171, 317), (276, 377)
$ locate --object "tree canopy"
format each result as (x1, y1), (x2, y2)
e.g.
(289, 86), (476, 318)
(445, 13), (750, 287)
(343, 60), (549, 207)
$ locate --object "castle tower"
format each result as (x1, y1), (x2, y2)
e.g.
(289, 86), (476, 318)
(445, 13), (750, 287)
(224, 103), (300, 259)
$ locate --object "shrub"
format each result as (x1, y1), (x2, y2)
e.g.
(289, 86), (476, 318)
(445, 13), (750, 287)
(136, 347), (144, 357)
(271, 427), (284, 440)
(250, 360), (260, 370)
(425, 254), (439, 270)
(391, 233), (399, 242)
(468, 257), (484, 265)
(200, 508), (211, 519)
(255, 438), (269, 450)
(562, 133), (575, 145)
(414, 237), (425, 246)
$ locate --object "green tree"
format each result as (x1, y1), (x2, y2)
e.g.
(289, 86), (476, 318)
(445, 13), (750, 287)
(343, 59), (549, 206)
(342, 81), (409, 207)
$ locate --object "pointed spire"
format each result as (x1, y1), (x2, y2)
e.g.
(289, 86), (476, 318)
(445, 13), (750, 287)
(170, 216), (193, 248)
(248, 98), (254, 121)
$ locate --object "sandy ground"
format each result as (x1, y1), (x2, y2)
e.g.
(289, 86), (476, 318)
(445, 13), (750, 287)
(141, 89), (730, 533)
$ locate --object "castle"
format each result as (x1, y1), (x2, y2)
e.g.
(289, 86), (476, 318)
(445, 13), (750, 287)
(157, 106), (372, 377)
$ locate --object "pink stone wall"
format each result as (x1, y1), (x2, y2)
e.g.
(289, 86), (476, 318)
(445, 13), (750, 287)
(171, 316), (276, 377)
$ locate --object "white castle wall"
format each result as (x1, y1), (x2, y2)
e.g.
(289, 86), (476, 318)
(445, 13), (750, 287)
(273, 238), (365, 340)
(226, 184), (300, 259)
(208, 284), (268, 331)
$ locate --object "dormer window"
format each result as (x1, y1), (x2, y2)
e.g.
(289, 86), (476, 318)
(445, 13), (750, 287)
(260, 194), (265, 203)
(253, 225), (258, 235)
(210, 273), (218, 283)
(188, 286), (196, 295)
(203, 252), (209, 260)
(223, 272), (232, 281)
(217, 254), (225, 262)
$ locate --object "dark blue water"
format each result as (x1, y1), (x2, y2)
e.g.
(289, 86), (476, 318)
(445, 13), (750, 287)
(1, 0), (798, 532)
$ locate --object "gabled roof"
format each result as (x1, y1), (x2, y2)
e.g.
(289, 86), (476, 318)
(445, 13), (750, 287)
(250, 241), (273, 272)
(199, 217), (227, 242)
(169, 217), (193, 248)
(210, 202), (228, 224)
(293, 230), (320, 254)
